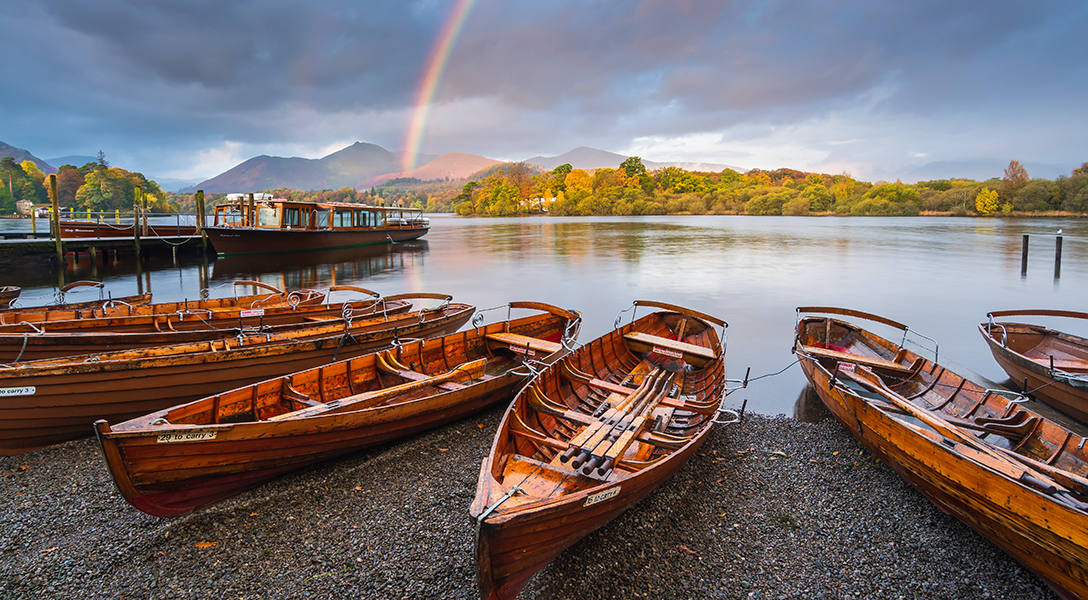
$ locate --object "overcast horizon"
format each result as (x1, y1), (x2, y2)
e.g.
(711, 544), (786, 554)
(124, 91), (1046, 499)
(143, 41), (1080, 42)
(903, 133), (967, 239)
(4, 1), (1087, 184)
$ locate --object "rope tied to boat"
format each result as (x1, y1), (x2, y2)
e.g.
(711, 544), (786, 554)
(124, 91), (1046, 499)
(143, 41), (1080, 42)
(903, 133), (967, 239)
(476, 485), (524, 524)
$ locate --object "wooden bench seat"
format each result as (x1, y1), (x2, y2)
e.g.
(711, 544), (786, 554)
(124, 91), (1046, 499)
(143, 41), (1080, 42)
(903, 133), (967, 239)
(799, 344), (914, 374)
(486, 332), (562, 356)
(624, 332), (716, 366)
(1026, 356), (1088, 373)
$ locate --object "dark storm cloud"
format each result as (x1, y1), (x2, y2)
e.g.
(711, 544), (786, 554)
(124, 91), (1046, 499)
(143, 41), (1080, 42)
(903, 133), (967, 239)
(1, 0), (1086, 178)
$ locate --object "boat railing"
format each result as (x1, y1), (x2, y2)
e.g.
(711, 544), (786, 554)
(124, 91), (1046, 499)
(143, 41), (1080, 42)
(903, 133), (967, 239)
(796, 306), (939, 363)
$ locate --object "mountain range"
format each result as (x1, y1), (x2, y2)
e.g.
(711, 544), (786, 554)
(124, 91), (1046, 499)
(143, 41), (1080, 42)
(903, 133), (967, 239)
(5, 139), (1078, 193)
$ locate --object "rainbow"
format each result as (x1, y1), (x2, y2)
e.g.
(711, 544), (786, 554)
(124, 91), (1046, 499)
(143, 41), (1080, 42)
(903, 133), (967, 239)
(402, 0), (478, 171)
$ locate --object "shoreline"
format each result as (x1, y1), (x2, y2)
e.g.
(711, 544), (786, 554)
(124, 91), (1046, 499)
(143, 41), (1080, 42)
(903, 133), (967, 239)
(0, 408), (1058, 599)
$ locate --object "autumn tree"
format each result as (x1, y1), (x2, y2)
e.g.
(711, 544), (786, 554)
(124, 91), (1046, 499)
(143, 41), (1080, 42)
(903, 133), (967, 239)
(619, 156), (646, 177)
(1001, 160), (1030, 200)
(975, 188), (999, 214)
(56, 166), (85, 206)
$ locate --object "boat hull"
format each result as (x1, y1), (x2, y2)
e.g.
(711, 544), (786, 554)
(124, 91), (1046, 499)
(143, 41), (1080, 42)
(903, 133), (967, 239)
(979, 322), (1088, 424)
(57, 219), (199, 239)
(471, 301), (729, 599)
(797, 310), (1088, 600)
(203, 225), (428, 256)
(95, 302), (581, 516)
(0, 303), (473, 455)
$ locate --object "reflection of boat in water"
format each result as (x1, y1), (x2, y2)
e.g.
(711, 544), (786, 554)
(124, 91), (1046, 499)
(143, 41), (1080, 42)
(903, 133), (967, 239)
(792, 384), (830, 423)
(203, 196), (428, 256)
(212, 240), (429, 280)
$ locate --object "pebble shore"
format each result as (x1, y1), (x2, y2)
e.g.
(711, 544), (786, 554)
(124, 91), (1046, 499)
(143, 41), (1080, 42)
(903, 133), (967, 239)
(0, 405), (1059, 599)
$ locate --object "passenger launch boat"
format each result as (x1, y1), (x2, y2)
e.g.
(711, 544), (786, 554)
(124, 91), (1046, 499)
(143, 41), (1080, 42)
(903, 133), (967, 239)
(980, 309), (1088, 424)
(202, 195), (429, 256)
(96, 302), (581, 517)
(0, 294), (473, 455)
(795, 307), (1088, 600)
(0, 283), (409, 362)
(470, 301), (739, 600)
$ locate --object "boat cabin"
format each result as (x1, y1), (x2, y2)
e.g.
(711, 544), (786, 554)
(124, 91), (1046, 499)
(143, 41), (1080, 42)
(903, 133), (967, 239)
(212, 196), (428, 231)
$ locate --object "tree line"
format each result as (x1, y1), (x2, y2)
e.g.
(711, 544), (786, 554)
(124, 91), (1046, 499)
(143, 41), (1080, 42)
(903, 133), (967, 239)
(0, 152), (173, 215)
(5, 153), (1087, 218)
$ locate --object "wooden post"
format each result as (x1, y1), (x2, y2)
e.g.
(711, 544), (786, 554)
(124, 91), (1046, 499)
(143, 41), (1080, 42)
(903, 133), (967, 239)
(1021, 234), (1029, 275)
(141, 187), (149, 236)
(133, 186), (142, 263)
(49, 174), (64, 267)
(30, 203), (37, 234)
(196, 190), (207, 254)
(1055, 235), (1063, 279)
(248, 193), (255, 227)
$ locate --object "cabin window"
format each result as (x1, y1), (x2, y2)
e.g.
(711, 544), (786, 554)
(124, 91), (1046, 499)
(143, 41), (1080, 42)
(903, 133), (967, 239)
(218, 208), (243, 226)
(257, 206), (278, 227)
(334, 210), (352, 228)
(315, 209), (331, 228)
(284, 207), (301, 227)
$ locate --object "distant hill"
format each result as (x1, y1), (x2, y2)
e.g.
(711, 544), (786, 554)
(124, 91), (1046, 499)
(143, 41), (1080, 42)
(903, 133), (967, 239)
(44, 155), (96, 169)
(523, 146), (743, 173)
(359, 152), (501, 188)
(890, 160), (1077, 184)
(188, 141), (401, 193)
(0, 142), (56, 174)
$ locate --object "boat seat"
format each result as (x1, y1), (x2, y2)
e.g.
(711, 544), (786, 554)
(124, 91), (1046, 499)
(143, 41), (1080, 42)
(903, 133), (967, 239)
(486, 332), (562, 356)
(799, 344), (914, 374)
(390, 367), (467, 391)
(624, 332), (716, 366)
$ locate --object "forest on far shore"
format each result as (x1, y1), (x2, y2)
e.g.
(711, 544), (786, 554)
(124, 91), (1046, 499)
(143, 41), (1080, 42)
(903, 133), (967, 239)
(3, 154), (1087, 218)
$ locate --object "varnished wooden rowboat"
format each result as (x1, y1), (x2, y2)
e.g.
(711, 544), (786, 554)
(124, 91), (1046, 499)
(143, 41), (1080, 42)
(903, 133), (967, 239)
(0, 283), (410, 362)
(470, 301), (739, 600)
(95, 301), (581, 517)
(0, 286), (20, 308)
(795, 307), (1088, 600)
(0, 294), (473, 455)
(981, 309), (1088, 424)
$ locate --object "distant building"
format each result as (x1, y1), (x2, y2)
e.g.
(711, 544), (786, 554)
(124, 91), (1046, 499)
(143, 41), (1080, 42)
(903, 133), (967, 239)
(15, 200), (34, 217)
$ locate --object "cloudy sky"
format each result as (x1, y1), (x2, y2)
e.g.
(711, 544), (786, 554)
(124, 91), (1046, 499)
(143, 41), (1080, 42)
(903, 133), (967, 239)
(3, 0), (1087, 183)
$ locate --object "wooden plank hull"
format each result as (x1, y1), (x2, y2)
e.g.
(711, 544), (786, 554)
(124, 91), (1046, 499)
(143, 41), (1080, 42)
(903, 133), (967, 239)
(0, 300), (475, 455)
(796, 308), (1088, 600)
(979, 318), (1088, 424)
(203, 225), (428, 256)
(0, 286), (20, 306)
(471, 301), (730, 600)
(0, 296), (409, 362)
(95, 302), (581, 517)
(57, 219), (199, 239)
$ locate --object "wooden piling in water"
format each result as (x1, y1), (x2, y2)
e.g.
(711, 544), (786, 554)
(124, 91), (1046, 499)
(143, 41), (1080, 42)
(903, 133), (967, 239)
(133, 186), (142, 262)
(1021, 234), (1029, 275)
(1055, 235), (1063, 279)
(49, 174), (63, 267)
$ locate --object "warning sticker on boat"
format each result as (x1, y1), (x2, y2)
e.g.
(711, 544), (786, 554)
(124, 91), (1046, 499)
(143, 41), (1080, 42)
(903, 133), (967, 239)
(239, 309), (265, 318)
(584, 485), (621, 507)
(652, 346), (683, 359)
(838, 362), (856, 372)
(157, 431), (218, 443)
(0, 386), (35, 397)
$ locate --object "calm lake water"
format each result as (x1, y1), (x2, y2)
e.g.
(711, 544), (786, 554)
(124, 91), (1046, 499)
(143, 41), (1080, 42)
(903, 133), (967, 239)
(3, 214), (1086, 417)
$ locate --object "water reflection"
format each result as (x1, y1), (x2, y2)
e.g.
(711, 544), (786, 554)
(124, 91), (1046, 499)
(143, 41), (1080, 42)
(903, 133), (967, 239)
(793, 385), (831, 423)
(212, 241), (429, 291)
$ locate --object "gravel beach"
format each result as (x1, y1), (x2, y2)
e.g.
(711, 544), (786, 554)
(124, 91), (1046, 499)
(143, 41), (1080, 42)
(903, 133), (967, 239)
(0, 403), (1060, 600)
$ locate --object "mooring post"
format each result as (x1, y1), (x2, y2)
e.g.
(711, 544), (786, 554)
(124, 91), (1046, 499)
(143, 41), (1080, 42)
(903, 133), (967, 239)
(195, 190), (207, 254)
(1021, 234), (1029, 275)
(1055, 234), (1063, 279)
(49, 174), (64, 268)
(133, 186), (142, 263)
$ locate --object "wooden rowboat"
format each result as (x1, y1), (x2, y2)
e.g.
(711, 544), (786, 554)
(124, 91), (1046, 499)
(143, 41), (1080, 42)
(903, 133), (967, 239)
(0, 294), (473, 455)
(0, 284), (409, 362)
(980, 309), (1088, 424)
(95, 301), (581, 517)
(470, 301), (739, 600)
(795, 307), (1088, 600)
(0, 286), (19, 308)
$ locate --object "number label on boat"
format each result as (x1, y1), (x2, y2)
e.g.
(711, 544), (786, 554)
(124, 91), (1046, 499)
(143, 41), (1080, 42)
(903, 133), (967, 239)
(585, 485), (621, 507)
(239, 308), (265, 318)
(0, 386), (35, 397)
(157, 431), (218, 443)
(652, 346), (683, 359)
